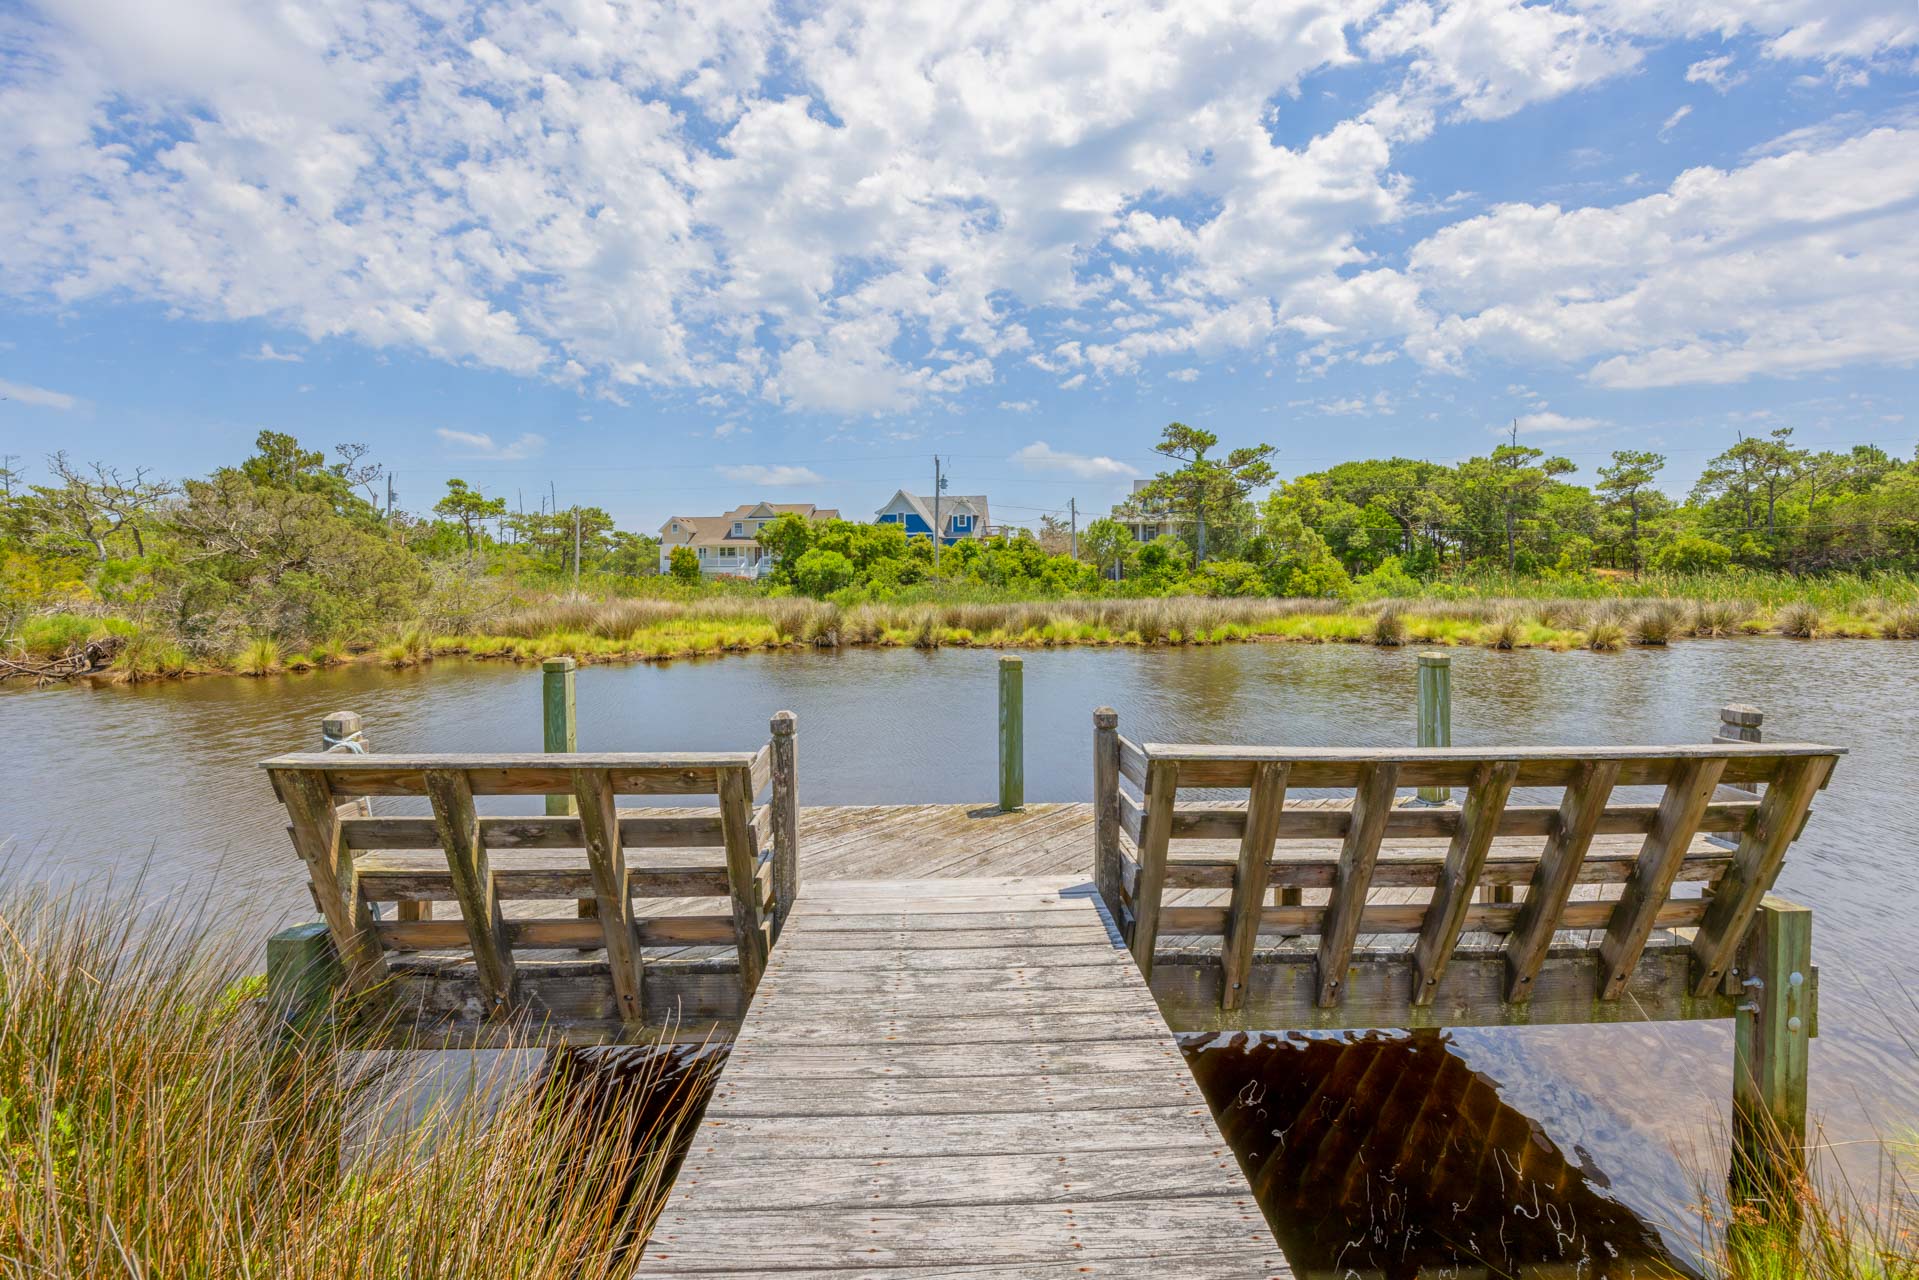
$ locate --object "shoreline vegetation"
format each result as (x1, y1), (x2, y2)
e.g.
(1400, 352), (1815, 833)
(7, 426), (1919, 684)
(9, 579), (1919, 684)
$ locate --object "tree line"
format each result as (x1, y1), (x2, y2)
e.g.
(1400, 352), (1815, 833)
(4, 422), (1917, 658)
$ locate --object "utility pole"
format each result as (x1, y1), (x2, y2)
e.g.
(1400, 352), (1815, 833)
(1069, 496), (1078, 559)
(932, 455), (943, 574)
(572, 505), (581, 595)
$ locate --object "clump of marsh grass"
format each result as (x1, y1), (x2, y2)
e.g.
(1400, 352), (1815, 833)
(1630, 601), (1685, 646)
(1691, 599), (1751, 638)
(1776, 603), (1824, 639)
(1486, 611), (1522, 651)
(1371, 605), (1408, 647)
(1587, 621), (1628, 651)
(0, 884), (715, 1278)
(238, 637), (282, 676)
(1887, 605), (1919, 640)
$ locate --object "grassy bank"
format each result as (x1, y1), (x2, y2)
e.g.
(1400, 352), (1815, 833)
(0, 886), (715, 1277)
(9, 574), (1919, 683)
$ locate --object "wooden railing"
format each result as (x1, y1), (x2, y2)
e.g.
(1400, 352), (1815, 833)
(264, 710), (799, 1039)
(1091, 711), (1842, 1022)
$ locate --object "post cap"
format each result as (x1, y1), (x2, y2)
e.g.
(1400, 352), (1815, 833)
(771, 709), (797, 733)
(1720, 704), (1763, 726)
(1000, 654), (1022, 666)
(1417, 651), (1451, 666)
(321, 710), (363, 737)
(542, 657), (577, 673)
(1093, 706), (1118, 728)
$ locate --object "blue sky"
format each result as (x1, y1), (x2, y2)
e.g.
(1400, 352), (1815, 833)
(2, 0), (1916, 533)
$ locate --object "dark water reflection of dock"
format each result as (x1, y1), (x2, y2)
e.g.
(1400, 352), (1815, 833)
(1184, 1031), (1697, 1278)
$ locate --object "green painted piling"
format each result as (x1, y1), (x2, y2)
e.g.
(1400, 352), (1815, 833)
(999, 656), (1024, 812)
(265, 922), (341, 1044)
(1731, 896), (1814, 1214)
(543, 657), (577, 817)
(543, 657), (593, 926)
(1417, 652), (1451, 804)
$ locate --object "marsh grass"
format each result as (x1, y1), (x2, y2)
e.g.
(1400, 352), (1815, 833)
(18, 574), (1919, 687)
(239, 636), (282, 676)
(0, 885), (713, 1278)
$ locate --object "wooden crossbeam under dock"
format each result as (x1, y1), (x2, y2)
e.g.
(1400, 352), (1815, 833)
(642, 877), (1288, 1278)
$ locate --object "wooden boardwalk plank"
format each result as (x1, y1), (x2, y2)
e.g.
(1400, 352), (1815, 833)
(642, 1203), (1282, 1274)
(644, 878), (1287, 1277)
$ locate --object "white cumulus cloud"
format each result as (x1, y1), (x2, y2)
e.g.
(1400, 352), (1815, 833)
(1011, 441), (1140, 481)
(436, 428), (546, 460)
(1397, 123), (1919, 387)
(718, 464), (824, 486)
(0, 377), (80, 410)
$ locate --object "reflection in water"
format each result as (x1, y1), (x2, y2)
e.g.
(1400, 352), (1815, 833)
(1184, 1032), (1694, 1278)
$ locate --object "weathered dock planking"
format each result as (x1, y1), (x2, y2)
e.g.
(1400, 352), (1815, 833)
(641, 877), (1289, 1278)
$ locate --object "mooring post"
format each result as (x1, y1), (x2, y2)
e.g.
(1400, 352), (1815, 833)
(1093, 707), (1120, 918)
(999, 656), (1024, 812)
(265, 921), (343, 1045)
(321, 709), (366, 752)
(770, 710), (799, 937)
(543, 657), (579, 811)
(542, 657), (593, 927)
(1416, 652), (1451, 804)
(1730, 895), (1814, 1214)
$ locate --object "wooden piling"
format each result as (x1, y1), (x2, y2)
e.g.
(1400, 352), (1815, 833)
(770, 711), (799, 936)
(1731, 895), (1814, 1211)
(999, 656), (1024, 812)
(543, 658), (579, 815)
(264, 921), (342, 1043)
(1416, 652), (1451, 804)
(1092, 707), (1121, 920)
(543, 657), (593, 927)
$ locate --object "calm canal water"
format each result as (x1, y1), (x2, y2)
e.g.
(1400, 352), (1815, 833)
(4, 639), (1915, 1269)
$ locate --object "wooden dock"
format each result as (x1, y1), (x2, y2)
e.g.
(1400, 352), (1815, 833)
(642, 876), (1288, 1278)
(262, 702), (1844, 1272)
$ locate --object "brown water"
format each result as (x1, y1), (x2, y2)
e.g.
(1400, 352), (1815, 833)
(4, 640), (1915, 1267)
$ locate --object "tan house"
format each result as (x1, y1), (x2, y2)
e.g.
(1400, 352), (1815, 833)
(658, 502), (841, 578)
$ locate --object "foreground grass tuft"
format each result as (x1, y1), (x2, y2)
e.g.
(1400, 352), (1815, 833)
(0, 887), (713, 1278)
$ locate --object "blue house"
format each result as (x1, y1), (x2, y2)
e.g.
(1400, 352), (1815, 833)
(874, 489), (993, 545)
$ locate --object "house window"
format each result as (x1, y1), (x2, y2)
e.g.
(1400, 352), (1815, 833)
(697, 547), (706, 559)
(719, 546), (738, 559)
(733, 521), (744, 536)
(952, 514), (972, 532)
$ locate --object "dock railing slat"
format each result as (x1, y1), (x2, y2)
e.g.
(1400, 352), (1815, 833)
(1314, 763), (1400, 1008)
(1127, 759), (1178, 979)
(271, 767), (388, 994)
(1503, 759), (1621, 1002)
(769, 712), (800, 939)
(1690, 754), (1836, 996)
(422, 768), (517, 1014)
(1410, 759), (1519, 1006)
(718, 763), (770, 992)
(1092, 708), (1122, 922)
(1219, 761), (1288, 1012)
(571, 768), (645, 1025)
(1597, 756), (1728, 1000)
